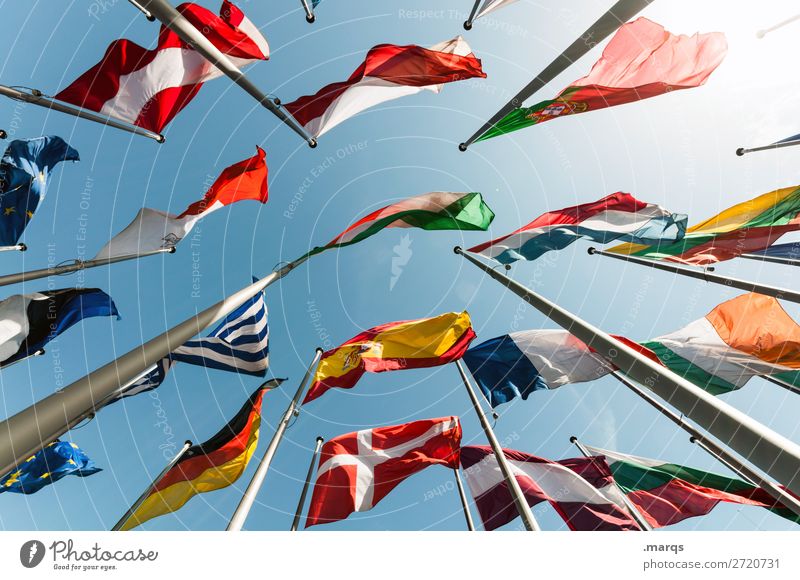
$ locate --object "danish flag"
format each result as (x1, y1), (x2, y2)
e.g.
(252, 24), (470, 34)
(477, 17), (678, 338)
(305, 417), (462, 527)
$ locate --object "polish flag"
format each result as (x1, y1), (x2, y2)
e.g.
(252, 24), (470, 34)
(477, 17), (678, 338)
(305, 417), (462, 527)
(56, 1), (269, 133)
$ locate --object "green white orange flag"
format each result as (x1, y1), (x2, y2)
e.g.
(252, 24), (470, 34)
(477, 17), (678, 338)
(479, 18), (727, 141)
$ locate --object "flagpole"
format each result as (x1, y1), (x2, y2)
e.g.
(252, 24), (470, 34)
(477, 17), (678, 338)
(299, 0), (315, 23)
(452, 466), (476, 530)
(454, 360), (540, 530)
(111, 440), (192, 531)
(458, 0), (653, 151)
(291, 436), (324, 531)
(756, 13), (800, 38)
(227, 347), (324, 531)
(463, 0), (482, 30)
(127, 0), (155, 20)
(0, 85), (165, 142)
(455, 246), (800, 496)
(137, 0), (317, 148)
(1, 349), (45, 370)
(0, 254), (310, 477)
(587, 247), (800, 305)
(762, 375), (800, 396)
(739, 252), (800, 267)
(736, 138), (800, 156)
(0, 244), (26, 253)
(0, 248), (174, 289)
(569, 435), (652, 530)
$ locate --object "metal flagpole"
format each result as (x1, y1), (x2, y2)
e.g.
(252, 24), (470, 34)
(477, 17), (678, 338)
(458, 0), (653, 151)
(739, 252), (800, 267)
(227, 348), (324, 531)
(0, 248), (174, 289)
(0, 85), (165, 142)
(452, 466), (476, 530)
(455, 359), (540, 530)
(455, 246), (800, 496)
(127, 0), (156, 20)
(112, 440), (192, 531)
(569, 435), (652, 530)
(137, 0), (317, 148)
(291, 436), (324, 531)
(299, 0), (316, 23)
(736, 138), (800, 157)
(463, 0), (482, 30)
(0, 254), (310, 476)
(587, 247), (800, 305)
(0, 244), (26, 253)
(1, 349), (45, 370)
(756, 14), (800, 39)
(762, 375), (800, 396)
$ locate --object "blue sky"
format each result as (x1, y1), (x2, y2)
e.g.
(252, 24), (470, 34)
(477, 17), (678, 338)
(1, 0), (800, 531)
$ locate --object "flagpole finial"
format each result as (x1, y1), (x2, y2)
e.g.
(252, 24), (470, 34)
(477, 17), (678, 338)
(463, 21), (473, 31)
(454, 246), (463, 254)
(735, 148), (745, 156)
(0, 129), (6, 139)
(184, 440), (192, 447)
(316, 436), (324, 444)
(167, 246), (177, 254)
(587, 247), (597, 255)
(315, 347), (324, 354)
(306, 14), (315, 23)
(309, 138), (317, 149)
(569, 435), (578, 443)
(458, 143), (468, 152)
(18, 243), (27, 252)
(156, 135), (165, 144)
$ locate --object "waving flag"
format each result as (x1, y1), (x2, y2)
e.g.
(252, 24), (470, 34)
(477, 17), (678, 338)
(608, 185), (800, 265)
(0, 288), (119, 366)
(303, 311), (476, 404)
(479, 18), (726, 141)
(641, 293), (800, 395)
(305, 417), (461, 527)
(0, 136), (79, 245)
(94, 147), (267, 260)
(0, 440), (101, 495)
(468, 193), (686, 264)
(285, 36), (485, 137)
(460, 446), (640, 531)
(585, 444), (800, 527)
(749, 241), (800, 260)
(304, 191), (494, 259)
(55, 2), (269, 133)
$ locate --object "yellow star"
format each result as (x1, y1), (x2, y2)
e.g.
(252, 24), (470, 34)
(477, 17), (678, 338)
(3, 207), (16, 216)
(26, 210), (33, 219)
(39, 472), (50, 479)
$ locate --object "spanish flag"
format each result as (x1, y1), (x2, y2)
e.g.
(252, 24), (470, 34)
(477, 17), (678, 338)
(303, 311), (476, 404)
(118, 384), (272, 530)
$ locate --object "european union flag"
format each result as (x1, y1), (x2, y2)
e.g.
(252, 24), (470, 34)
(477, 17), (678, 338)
(0, 136), (79, 245)
(0, 440), (101, 494)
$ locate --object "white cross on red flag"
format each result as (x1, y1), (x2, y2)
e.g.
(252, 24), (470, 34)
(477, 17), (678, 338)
(305, 417), (462, 527)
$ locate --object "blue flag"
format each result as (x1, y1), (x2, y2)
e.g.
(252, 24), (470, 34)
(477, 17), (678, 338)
(0, 440), (101, 494)
(0, 136), (79, 245)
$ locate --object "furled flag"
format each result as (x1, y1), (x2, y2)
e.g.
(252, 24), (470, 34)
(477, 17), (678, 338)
(284, 37), (486, 138)
(0, 136), (79, 245)
(305, 417), (462, 527)
(55, 1), (269, 133)
(0, 440), (101, 494)
(585, 444), (800, 527)
(479, 18), (727, 141)
(303, 311), (476, 404)
(94, 147), (268, 260)
(608, 185), (800, 265)
(471, 0), (521, 21)
(0, 288), (120, 367)
(303, 191), (494, 259)
(468, 192), (686, 264)
(640, 293), (800, 395)
(119, 386), (267, 530)
(460, 446), (641, 531)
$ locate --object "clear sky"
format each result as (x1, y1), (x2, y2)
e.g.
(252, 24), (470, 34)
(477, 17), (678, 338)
(1, 0), (800, 531)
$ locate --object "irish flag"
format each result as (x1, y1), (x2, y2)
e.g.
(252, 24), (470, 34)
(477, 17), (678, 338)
(608, 185), (800, 265)
(586, 444), (800, 528)
(641, 293), (800, 395)
(479, 18), (726, 141)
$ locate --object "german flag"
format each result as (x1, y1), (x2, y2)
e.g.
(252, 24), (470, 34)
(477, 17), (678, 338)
(118, 383), (274, 530)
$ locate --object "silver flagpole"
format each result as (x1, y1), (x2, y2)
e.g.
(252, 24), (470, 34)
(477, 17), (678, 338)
(0, 254), (310, 476)
(299, 0), (315, 23)
(137, 0), (317, 147)
(739, 252), (800, 267)
(0, 85), (165, 142)
(227, 348), (324, 531)
(736, 138), (800, 157)
(458, 0), (653, 151)
(112, 440), (192, 531)
(455, 360), (541, 530)
(756, 14), (800, 39)
(1, 349), (45, 370)
(762, 375), (800, 396)
(0, 248), (174, 289)
(452, 466), (476, 530)
(463, 0), (482, 30)
(455, 246), (800, 496)
(587, 247), (800, 305)
(0, 244), (26, 253)
(291, 436), (324, 531)
(569, 435), (652, 530)
(127, 0), (155, 20)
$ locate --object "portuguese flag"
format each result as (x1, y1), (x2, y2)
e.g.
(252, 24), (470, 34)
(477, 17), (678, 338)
(586, 444), (800, 528)
(479, 18), (726, 141)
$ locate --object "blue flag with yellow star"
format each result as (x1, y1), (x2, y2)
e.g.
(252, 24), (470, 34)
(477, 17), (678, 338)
(0, 440), (101, 495)
(0, 136), (79, 245)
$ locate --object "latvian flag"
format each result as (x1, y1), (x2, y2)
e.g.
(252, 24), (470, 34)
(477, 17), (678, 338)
(284, 36), (485, 138)
(55, 2), (269, 134)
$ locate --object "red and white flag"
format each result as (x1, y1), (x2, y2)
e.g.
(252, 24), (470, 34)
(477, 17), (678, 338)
(305, 417), (462, 527)
(56, 1), (269, 133)
(284, 36), (486, 138)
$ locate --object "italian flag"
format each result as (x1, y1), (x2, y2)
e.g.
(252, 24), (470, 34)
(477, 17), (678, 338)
(585, 444), (800, 528)
(640, 293), (800, 395)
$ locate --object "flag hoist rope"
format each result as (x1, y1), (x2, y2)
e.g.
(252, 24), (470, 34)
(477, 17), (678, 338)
(458, 0), (654, 151)
(454, 246), (800, 496)
(291, 436), (324, 531)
